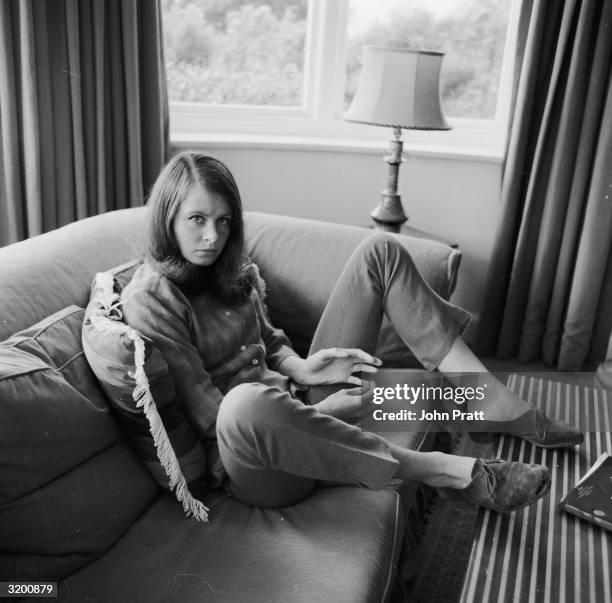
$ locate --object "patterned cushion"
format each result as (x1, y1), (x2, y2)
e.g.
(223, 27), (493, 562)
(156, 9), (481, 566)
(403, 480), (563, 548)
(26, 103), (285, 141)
(82, 272), (209, 521)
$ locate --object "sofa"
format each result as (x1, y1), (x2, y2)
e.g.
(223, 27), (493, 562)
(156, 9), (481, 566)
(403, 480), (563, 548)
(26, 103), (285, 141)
(0, 208), (461, 602)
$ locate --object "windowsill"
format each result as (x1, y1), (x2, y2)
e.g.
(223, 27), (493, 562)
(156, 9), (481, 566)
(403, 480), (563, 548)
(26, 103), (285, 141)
(170, 97), (508, 163)
(171, 132), (505, 164)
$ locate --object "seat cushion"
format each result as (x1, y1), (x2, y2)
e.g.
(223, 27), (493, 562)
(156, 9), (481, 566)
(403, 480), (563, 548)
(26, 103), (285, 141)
(59, 486), (402, 603)
(0, 306), (159, 580)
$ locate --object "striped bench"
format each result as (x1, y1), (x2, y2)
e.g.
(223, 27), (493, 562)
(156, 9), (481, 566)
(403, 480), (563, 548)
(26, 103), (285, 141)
(460, 373), (612, 603)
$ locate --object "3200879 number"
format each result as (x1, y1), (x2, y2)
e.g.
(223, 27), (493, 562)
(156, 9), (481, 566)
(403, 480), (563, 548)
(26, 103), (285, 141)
(0, 582), (57, 598)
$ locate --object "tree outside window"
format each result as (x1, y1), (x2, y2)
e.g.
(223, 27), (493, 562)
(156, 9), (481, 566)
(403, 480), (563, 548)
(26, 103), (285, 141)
(162, 0), (308, 106)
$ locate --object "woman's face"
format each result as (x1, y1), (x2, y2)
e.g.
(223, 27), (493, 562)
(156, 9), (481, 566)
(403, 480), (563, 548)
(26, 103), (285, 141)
(172, 184), (232, 266)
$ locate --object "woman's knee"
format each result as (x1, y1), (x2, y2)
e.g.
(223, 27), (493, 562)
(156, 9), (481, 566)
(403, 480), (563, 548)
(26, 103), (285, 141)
(217, 383), (288, 440)
(218, 383), (266, 427)
(355, 232), (416, 268)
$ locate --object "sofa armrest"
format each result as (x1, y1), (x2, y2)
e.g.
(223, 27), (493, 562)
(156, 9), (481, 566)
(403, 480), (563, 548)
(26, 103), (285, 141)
(444, 247), (461, 300)
(396, 233), (461, 300)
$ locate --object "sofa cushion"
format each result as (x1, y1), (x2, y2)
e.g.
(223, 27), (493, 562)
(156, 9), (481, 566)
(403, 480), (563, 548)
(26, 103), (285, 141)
(0, 441), (158, 581)
(59, 486), (402, 603)
(82, 272), (208, 521)
(0, 307), (120, 502)
(0, 306), (159, 580)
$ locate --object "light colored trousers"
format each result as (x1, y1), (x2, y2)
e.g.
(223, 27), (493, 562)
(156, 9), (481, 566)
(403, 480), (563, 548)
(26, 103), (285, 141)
(216, 233), (470, 507)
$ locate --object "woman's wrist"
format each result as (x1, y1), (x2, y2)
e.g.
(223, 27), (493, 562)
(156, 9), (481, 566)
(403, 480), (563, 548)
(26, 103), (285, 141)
(278, 355), (309, 384)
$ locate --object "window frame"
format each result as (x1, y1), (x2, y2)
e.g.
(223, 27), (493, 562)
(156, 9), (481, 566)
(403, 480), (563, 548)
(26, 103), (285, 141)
(169, 0), (522, 161)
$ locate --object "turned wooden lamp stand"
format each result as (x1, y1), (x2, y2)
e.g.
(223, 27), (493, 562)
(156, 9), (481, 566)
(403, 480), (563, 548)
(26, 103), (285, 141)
(344, 46), (451, 233)
(372, 127), (407, 232)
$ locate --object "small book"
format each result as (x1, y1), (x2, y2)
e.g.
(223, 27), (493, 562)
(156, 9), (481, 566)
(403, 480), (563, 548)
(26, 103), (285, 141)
(559, 452), (612, 532)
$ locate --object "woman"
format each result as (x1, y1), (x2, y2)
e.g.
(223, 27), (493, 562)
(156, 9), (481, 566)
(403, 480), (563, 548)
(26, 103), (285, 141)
(122, 151), (582, 512)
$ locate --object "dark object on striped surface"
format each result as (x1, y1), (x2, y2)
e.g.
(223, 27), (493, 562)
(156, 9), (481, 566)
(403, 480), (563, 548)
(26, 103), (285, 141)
(560, 452), (612, 532)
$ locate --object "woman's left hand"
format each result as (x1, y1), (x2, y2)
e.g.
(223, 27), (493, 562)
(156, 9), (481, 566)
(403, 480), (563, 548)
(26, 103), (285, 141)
(290, 348), (382, 386)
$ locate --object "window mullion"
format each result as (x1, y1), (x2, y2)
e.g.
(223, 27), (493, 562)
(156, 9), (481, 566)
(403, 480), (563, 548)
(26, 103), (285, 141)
(307, 0), (349, 123)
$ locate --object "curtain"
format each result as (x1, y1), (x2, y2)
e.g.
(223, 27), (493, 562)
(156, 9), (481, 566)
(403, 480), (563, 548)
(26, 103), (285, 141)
(478, 0), (612, 370)
(0, 0), (168, 246)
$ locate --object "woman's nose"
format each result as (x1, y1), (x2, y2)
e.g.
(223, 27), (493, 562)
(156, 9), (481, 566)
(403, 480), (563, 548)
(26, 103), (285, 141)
(201, 223), (218, 244)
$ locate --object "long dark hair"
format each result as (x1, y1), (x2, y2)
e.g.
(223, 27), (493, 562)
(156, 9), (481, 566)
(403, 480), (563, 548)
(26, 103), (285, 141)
(146, 151), (254, 302)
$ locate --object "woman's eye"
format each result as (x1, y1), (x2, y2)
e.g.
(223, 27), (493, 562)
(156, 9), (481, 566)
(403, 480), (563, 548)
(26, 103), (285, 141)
(189, 215), (204, 224)
(219, 218), (231, 227)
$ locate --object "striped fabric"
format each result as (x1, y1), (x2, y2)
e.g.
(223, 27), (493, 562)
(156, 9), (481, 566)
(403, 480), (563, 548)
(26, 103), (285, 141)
(461, 374), (612, 603)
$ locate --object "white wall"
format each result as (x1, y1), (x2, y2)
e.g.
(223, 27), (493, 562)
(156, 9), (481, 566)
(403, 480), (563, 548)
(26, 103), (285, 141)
(175, 142), (503, 343)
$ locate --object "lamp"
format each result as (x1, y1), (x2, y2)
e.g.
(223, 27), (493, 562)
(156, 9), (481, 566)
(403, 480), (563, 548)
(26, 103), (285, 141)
(344, 46), (451, 232)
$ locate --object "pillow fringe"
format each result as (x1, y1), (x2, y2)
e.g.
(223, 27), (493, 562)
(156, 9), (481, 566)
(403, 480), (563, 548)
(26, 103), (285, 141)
(250, 262), (267, 301)
(91, 273), (209, 522)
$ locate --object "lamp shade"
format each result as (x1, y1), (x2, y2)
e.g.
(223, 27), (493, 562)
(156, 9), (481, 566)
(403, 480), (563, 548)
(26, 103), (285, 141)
(344, 46), (451, 130)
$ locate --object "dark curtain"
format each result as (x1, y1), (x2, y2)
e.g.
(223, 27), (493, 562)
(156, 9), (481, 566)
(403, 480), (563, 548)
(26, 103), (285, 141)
(0, 0), (168, 246)
(477, 0), (612, 370)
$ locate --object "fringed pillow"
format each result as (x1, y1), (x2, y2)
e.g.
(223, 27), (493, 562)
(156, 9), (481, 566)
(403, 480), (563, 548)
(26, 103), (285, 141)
(82, 272), (209, 522)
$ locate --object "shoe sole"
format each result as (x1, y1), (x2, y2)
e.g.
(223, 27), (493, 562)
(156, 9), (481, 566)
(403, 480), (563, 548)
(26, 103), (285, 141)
(469, 433), (584, 449)
(520, 436), (584, 449)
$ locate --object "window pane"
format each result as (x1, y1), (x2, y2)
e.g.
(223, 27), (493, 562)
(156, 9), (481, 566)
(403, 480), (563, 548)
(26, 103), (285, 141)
(345, 0), (512, 119)
(162, 0), (308, 106)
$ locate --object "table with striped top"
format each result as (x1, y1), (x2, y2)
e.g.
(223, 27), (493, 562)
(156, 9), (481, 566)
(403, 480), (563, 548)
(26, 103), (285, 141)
(460, 373), (612, 603)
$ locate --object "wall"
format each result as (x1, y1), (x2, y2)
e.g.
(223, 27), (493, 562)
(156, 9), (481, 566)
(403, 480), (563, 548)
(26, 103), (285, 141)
(174, 142), (503, 344)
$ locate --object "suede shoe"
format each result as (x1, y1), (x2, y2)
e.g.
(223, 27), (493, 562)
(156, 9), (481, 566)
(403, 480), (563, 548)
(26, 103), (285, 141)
(439, 458), (551, 513)
(468, 409), (583, 448)
(517, 410), (583, 448)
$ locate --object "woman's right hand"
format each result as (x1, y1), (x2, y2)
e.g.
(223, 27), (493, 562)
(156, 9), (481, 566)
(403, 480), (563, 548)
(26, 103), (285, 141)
(315, 381), (374, 423)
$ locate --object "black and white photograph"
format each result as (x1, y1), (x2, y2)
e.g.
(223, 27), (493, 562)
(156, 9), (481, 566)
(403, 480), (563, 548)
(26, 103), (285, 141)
(1, 1), (611, 601)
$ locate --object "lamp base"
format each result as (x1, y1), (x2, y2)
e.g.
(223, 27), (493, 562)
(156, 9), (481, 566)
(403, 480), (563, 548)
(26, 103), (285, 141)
(370, 128), (409, 233)
(371, 193), (408, 232)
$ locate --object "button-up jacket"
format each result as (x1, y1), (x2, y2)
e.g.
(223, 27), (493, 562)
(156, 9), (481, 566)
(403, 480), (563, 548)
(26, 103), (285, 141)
(122, 262), (300, 440)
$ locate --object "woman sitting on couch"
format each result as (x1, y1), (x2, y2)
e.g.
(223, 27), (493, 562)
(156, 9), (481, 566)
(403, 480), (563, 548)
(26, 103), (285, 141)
(122, 151), (582, 513)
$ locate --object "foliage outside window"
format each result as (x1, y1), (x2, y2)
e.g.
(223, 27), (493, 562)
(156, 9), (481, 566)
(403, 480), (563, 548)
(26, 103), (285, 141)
(162, 0), (308, 106)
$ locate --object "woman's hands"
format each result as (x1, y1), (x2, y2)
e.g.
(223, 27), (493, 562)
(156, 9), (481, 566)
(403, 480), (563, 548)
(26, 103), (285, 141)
(279, 348), (381, 423)
(280, 348), (382, 387)
(315, 381), (375, 423)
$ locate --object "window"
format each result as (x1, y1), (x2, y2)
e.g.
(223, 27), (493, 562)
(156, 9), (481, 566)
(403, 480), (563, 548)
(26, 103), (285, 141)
(164, 0), (520, 155)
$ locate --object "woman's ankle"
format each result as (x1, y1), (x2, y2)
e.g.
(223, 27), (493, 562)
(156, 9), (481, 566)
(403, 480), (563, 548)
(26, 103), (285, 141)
(471, 376), (532, 420)
(422, 453), (476, 489)
(444, 372), (533, 421)
(392, 449), (476, 489)
(436, 338), (533, 421)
